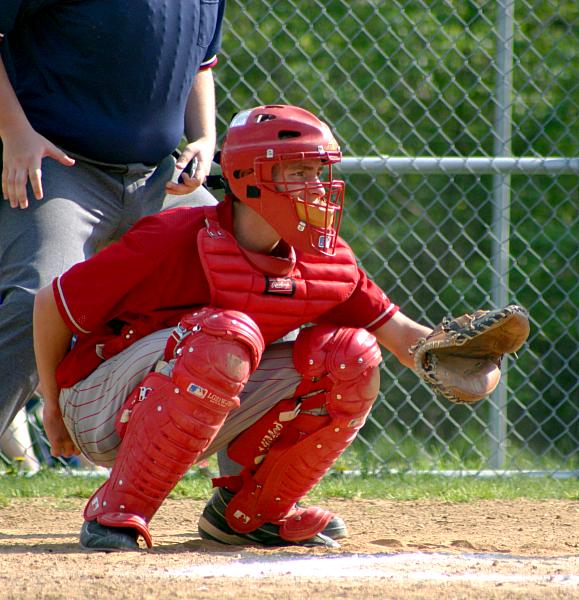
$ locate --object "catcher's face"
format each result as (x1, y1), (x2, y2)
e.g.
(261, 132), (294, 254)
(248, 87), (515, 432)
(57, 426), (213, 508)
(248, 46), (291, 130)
(273, 159), (336, 228)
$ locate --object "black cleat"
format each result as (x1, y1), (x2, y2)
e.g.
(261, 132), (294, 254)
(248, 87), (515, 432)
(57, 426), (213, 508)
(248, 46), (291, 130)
(198, 487), (346, 548)
(80, 520), (140, 552)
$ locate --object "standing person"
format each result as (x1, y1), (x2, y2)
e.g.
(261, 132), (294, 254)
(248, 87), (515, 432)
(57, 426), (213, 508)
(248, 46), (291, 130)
(34, 104), (508, 551)
(0, 1), (225, 438)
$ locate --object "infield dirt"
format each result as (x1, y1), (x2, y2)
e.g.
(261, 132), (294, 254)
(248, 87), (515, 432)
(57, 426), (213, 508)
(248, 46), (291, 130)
(0, 497), (577, 599)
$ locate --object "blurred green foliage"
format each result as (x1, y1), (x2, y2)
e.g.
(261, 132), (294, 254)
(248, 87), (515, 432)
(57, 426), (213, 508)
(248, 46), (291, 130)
(217, 1), (576, 156)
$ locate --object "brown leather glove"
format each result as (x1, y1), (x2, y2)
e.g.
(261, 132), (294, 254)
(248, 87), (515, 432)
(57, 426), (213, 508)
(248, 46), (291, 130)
(409, 304), (530, 404)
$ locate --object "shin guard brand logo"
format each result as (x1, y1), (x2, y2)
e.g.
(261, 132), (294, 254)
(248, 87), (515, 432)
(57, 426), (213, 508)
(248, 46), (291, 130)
(207, 392), (233, 408)
(258, 421), (284, 454)
(187, 383), (233, 409)
(187, 383), (208, 399)
(90, 495), (100, 512)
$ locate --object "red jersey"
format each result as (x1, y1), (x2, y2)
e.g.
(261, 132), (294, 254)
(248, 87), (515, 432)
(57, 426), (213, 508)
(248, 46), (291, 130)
(53, 198), (398, 387)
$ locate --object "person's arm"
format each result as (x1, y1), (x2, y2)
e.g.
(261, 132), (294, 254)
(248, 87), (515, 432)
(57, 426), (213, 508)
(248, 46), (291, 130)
(372, 310), (432, 370)
(0, 56), (74, 209)
(33, 284), (80, 457)
(165, 68), (216, 195)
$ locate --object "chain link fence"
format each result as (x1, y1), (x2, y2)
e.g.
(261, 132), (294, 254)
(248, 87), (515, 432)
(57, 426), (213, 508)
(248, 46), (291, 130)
(1, 1), (577, 476)
(213, 0), (578, 476)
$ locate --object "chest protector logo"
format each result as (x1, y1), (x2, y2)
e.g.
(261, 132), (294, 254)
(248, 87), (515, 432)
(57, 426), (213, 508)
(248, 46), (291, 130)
(265, 276), (295, 296)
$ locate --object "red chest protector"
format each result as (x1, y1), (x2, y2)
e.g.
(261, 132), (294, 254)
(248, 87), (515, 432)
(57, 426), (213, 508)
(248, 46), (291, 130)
(197, 208), (359, 343)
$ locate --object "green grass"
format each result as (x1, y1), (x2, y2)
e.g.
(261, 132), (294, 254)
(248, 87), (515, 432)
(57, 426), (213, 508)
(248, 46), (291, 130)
(0, 470), (576, 508)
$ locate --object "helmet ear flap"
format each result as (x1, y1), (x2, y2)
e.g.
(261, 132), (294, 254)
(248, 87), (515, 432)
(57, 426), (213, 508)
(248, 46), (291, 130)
(231, 168), (260, 199)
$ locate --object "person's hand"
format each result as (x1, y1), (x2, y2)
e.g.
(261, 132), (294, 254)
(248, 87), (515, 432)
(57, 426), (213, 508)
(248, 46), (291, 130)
(42, 403), (80, 458)
(165, 137), (214, 195)
(1, 126), (75, 209)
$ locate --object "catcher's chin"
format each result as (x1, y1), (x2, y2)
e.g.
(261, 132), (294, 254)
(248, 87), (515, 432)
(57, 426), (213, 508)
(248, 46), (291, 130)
(437, 356), (501, 404)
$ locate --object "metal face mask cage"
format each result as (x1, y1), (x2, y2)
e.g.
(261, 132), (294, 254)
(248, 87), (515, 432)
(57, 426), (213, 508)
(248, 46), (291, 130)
(253, 153), (345, 255)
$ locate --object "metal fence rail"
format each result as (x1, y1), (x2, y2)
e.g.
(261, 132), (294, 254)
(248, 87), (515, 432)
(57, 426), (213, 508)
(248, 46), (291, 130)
(1, 1), (577, 476)
(338, 157), (579, 175)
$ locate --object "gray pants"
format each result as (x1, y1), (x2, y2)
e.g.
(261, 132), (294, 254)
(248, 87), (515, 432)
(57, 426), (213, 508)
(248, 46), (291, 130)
(0, 154), (217, 436)
(59, 329), (302, 470)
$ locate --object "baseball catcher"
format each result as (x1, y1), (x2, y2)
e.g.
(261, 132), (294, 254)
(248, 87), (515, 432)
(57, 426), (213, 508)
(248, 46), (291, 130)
(33, 104), (529, 551)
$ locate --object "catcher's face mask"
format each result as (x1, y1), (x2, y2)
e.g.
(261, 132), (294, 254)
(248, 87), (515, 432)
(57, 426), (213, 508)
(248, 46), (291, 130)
(220, 104), (345, 256)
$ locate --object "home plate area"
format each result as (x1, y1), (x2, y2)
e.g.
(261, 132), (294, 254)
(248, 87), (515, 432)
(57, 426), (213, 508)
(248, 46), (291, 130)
(163, 551), (579, 586)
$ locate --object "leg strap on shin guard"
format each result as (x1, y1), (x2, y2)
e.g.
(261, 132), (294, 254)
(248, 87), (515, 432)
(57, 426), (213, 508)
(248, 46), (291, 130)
(219, 325), (381, 542)
(84, 308), (264, 547)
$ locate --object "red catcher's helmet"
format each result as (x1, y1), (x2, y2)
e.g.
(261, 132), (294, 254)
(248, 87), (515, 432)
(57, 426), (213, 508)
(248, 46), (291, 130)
(220, 105), (345, 256)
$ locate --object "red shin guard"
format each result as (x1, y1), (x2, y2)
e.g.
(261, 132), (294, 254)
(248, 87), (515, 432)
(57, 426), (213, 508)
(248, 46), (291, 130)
(219, 325), (381, 542)
(84, 308), (264, 547)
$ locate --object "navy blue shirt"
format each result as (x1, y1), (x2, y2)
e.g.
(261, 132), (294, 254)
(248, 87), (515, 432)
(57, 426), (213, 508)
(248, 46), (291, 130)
(0, 1), (224, 164)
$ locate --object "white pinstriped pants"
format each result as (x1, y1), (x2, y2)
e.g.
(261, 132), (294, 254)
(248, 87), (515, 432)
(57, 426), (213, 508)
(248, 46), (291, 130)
(59, 328), (302, 468)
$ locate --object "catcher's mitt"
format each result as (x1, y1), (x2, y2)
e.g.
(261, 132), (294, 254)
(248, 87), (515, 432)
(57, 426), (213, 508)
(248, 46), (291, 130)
(410, 304), (530, 404)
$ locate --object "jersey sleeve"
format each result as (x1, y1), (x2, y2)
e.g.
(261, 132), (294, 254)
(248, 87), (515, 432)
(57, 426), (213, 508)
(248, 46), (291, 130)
(200, 0), (225, 69)
(52, 220), (161, 334)
(52, 209), (202, 335)
(316, 267), (399, 331)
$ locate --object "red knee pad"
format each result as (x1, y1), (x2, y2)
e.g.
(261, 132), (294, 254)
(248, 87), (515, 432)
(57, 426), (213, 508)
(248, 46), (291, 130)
(170, 308), (264, 411)
(293, 324), (382, 418)
(116, 308), (265, 438)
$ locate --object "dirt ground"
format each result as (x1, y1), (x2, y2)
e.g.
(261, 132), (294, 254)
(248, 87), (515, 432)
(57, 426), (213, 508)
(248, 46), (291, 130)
(0, 497), (577, 599)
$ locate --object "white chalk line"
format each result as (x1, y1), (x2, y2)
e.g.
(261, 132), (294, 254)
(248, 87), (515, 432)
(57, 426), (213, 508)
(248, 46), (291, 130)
(163, 552), (579, 585)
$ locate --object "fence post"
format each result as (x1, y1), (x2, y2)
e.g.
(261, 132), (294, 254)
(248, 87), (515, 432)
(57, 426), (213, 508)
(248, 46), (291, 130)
(489, 0), (516, 469)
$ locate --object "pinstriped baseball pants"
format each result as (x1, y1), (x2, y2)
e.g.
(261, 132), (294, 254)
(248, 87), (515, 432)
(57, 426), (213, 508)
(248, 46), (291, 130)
(59, 328), (302, 469)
